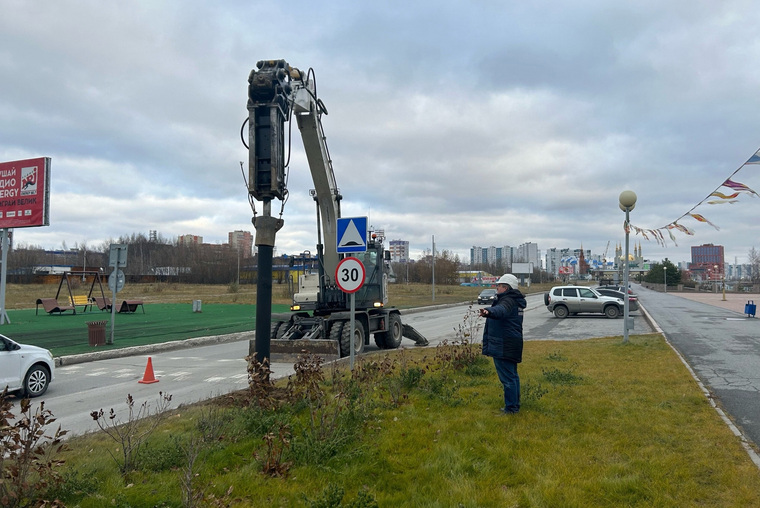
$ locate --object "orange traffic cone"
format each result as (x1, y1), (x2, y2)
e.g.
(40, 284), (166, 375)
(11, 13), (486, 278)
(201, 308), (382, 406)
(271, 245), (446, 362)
(138, 357), (159, 384)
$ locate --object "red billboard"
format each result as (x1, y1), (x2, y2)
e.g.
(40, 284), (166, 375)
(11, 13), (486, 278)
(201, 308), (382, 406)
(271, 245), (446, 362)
(0, 157), (50, 228)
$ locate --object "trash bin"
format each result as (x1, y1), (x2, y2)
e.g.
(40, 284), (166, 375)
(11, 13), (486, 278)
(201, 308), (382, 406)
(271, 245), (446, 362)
(745, 301), (756, 318)
(87, 320), (107, 346)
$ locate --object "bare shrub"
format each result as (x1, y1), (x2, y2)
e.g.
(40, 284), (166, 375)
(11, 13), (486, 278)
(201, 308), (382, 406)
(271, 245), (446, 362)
(90, 392), (173, 475)
(0, 388), (67, 507)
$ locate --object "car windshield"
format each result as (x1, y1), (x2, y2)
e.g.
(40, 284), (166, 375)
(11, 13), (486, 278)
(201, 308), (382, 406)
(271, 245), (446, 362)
(479, 289), (496, 296)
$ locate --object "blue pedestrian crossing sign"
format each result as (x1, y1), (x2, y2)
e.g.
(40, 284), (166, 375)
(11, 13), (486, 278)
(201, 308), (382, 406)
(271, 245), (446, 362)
(337, 216), (367, 253)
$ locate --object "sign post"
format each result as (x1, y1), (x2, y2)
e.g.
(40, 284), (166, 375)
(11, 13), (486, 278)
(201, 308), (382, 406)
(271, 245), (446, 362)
(107, 244), (128, 344)
(335, 256), (365, 369)
(0, 229), (10, 324)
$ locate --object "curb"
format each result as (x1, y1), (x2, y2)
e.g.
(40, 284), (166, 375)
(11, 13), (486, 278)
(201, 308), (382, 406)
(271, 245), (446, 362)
(55, 331), (254, 367)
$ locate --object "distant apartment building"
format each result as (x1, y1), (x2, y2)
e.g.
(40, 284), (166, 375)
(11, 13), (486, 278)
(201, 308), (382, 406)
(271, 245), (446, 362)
(229, 230), (253, 258)
(545, 248), (572, 276)
(470, 245), (512, 267)
(515, 242), (540, 269)
(178, 234), (203, 246)
(389, 239), (410, 262)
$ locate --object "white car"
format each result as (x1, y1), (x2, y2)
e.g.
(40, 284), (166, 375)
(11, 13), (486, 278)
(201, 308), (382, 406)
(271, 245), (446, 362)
(0, 334), (55, 397)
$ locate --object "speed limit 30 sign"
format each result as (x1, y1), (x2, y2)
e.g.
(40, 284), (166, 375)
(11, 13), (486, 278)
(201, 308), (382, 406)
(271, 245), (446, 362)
(335, 257), (365, 293)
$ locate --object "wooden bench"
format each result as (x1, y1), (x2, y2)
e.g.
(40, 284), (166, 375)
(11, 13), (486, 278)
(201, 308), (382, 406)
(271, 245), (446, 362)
(69, 295), (94, 312)
(93, 297), (112, 311)
(118, 300), (145, 314)
(35, 298), (76, 315)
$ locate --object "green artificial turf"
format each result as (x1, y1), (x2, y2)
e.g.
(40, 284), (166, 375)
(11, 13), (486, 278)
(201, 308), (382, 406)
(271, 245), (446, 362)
(0, 304), (291, 357)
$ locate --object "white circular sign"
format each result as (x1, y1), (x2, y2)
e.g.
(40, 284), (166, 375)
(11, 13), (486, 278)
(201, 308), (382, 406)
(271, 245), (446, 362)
(335, 257), (365, 293)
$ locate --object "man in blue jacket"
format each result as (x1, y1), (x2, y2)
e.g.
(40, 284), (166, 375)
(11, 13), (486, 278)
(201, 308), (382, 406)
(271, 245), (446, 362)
(479, 274), (526, 414)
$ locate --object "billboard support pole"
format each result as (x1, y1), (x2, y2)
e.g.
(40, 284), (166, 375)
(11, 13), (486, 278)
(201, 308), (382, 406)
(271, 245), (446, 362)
(0, 228), (9, 324)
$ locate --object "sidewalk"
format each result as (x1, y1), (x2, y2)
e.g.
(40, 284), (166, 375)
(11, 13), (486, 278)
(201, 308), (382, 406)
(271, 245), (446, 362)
(668, 291), (759, 315)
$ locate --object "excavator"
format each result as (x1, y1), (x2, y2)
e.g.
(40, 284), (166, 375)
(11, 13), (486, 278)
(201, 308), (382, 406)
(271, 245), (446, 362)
(245, 59), (427, 361)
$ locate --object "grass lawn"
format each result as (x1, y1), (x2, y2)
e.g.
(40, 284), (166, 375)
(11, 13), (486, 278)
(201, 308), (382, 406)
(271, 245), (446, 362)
(1, 303), (291, 357)
(29, 335), (760, 507)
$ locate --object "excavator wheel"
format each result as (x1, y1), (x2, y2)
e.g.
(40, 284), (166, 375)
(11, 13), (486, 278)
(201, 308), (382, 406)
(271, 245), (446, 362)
(329, 321), (344, 343)
(375, 313), (403, 349)
(270, 321), (285, 341)
(339, 321), (365, 358)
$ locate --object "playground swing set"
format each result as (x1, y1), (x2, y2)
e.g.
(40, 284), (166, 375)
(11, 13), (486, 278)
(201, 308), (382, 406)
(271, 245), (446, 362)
(35, 271), (110, 315)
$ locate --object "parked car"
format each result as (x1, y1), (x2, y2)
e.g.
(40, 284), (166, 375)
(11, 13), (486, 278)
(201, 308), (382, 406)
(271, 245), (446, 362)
(597, 284), (635, 295)
(0, 335), (54, 397)
(594, 288), (639, 311)
(477, 288), (498, 305)
(544, 285), (624, 319)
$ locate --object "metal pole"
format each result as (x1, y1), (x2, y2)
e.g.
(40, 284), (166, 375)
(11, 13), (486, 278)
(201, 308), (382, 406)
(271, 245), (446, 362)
(623, 208), (630, 344)
(431, 235), (435, 302)
(664, 267), (667, 293)
(108, 270), (117, 345)
(722, 268), (727, 301)
(349, 293), (355, 370)
(253, 200), (283, 366)
(0, 228), (10, 324)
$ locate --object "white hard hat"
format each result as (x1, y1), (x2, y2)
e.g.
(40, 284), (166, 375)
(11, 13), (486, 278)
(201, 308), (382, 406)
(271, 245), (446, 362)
(497, 274), (519, 289)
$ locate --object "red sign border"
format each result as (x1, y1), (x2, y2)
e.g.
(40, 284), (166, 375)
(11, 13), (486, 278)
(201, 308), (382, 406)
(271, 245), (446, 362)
(335, 257), (366, 294)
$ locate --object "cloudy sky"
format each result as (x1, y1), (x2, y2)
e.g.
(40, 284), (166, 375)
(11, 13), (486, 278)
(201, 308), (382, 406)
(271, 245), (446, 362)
(3, 0), (760, 267)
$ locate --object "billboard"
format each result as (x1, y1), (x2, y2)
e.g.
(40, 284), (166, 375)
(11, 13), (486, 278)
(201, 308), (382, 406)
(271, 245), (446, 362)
(0, 157), (50, 228)
(512, 262), (534, 275)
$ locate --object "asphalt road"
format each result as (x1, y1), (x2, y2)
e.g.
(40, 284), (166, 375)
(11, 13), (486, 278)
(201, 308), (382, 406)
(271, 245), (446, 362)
(634, 285), (760, 450)
(9, 295), (651, 437)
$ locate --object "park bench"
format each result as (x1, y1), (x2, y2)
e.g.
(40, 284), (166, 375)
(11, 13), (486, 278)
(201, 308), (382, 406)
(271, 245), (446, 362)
(118, 300), (145, 314)
(92, 297), (145, 313)
(93, 297), (111, 311)
(68, 295), (94, 312)
(35, 298), (76, 315)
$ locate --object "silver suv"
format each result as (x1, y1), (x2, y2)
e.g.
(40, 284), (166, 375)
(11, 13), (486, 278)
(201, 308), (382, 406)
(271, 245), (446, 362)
(544, 286), (623, 319)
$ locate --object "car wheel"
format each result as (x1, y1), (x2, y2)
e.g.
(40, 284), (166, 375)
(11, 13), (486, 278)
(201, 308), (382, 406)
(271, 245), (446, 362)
(605, 306), (620, 319)
(543, 292), (550, 306)
(24, 365), (50, 397)
(553, 306), (569, 319)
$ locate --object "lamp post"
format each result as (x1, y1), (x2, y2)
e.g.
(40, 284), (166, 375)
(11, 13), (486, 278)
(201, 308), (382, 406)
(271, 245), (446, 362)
(714, 265), (718, 294)
(619, 190), (637, 344)
(722, 264), (726, 301)
(663, 266), (667, 293)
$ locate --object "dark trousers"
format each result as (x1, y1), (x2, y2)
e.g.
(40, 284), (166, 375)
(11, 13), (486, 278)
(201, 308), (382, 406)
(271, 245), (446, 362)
(493, 358), (520, 413)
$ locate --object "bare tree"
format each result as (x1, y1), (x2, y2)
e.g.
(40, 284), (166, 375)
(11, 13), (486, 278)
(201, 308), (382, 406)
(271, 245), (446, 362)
(749, 247), (760, 282)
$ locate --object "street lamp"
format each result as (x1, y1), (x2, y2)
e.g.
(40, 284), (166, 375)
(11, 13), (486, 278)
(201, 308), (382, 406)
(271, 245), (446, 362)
(714, 265), (718, 294)
(619, 190), (637, 344)
(721, 264), (726, 301)
(663, 266), (667, 294)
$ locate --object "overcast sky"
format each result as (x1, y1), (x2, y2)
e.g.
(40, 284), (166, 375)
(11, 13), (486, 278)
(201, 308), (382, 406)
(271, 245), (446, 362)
(3, 0), (760, 267)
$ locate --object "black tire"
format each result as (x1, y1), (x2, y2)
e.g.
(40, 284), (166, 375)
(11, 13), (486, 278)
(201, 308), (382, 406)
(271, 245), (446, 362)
(23, 365), (50, 397)
(553, 306), (569, 319)
(375, 313), (403, 350)
(329, 320), (345, 343)
(605, 306), (620, 319)
(270, 321), (284, 341)
(340, 321), (365, 358)
(543, 292), (550, 306)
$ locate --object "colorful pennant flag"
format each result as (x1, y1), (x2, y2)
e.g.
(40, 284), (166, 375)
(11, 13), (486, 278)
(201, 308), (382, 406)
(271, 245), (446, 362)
(626, 145), (759, 246)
